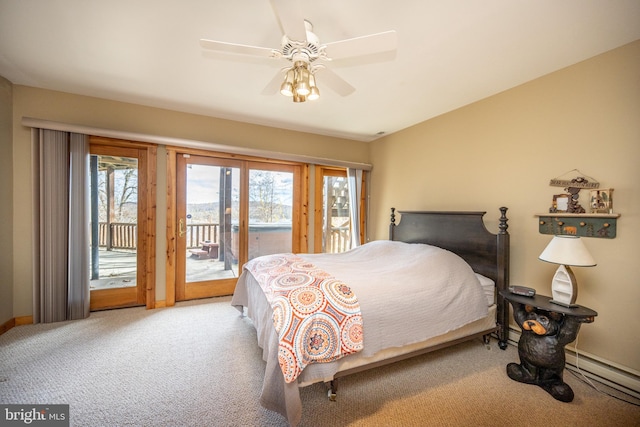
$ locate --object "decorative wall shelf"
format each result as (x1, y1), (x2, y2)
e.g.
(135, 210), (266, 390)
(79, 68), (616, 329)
(536, 213), (620, 239)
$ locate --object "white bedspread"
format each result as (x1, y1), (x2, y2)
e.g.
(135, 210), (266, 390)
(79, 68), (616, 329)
(232, 240), (490, 425)
(296, 241), (488, 358)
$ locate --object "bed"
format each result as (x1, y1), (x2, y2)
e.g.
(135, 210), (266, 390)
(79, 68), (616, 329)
(231, 208), (510, 425)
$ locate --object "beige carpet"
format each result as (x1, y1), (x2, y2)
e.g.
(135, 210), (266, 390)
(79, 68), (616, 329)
(1, 297), (638, 426)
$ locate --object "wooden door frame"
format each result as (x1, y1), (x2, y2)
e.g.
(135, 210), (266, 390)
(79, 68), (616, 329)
(175, 154), (244, 301)
(89, 137), (157, 310)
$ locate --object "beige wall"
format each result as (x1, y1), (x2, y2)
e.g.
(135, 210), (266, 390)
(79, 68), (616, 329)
(0, 76), (13, 324)
(369, 40), (640, 373)
(9, 86), (369, 317)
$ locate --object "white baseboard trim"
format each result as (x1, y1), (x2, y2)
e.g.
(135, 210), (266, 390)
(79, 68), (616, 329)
(506, 328), (640, 400)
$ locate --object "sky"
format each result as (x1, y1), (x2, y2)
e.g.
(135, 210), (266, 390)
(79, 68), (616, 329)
(186, 164), (293, 205)
(186, 164), (231, 205)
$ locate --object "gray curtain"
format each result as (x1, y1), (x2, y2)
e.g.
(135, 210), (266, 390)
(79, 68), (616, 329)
(32, 129), (90, 323)
(346, 168), (363, 248)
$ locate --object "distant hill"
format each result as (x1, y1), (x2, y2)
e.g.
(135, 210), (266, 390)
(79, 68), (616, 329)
(187, 202), (292, 224)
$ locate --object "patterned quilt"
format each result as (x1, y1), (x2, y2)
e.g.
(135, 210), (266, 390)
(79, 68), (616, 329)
(243, 253), (363, 383)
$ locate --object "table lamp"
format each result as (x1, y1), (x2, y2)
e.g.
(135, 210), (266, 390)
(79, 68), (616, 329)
(539, 235), (596, 307)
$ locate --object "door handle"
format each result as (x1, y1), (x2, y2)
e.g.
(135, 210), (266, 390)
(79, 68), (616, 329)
(179, 218), (187, 237)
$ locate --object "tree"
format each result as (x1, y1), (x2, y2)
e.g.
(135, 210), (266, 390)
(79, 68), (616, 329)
(96, 158), (138, 223)
(249, 170), (290, 223)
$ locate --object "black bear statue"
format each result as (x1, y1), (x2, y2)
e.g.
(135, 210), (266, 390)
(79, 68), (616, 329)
(506, 302), (594, 402)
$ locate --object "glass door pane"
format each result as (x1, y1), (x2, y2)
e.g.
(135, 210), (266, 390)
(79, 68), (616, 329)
(248, 168), (293, 260)
(323, 174), (352, 253)
(90, 154), (138, 290)
(185, 163), (240, 282)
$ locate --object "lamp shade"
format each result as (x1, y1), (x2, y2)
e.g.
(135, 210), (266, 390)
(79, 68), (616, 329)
(280, 69), (295, 97)
(539, 236), (596, 267)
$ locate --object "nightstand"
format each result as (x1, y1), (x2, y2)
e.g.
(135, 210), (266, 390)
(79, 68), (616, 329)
(499, 290), (597, 402)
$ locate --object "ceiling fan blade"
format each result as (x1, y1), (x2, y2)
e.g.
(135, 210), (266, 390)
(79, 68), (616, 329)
(324, 30), (397, 60)
(199, 39), (274, 58)
(315, 67), (355, 97)
(261, 70), (286, 95)
(270, 0), (307, 42)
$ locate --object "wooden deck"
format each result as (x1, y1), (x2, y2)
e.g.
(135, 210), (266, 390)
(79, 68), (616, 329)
(90, 249), (236, 290)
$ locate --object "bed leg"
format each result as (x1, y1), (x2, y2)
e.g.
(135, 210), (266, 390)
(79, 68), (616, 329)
(327, 380), (337, 401)
(482, 334), (492, 349)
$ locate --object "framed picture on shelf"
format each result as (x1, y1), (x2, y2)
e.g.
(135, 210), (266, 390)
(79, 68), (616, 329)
(590, 189), (614, 214)
(551, 194), (571, 213)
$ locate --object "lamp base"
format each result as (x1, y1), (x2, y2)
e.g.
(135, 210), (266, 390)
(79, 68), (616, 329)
(550, 265), (579, 308)
(550, 299), (579, 308)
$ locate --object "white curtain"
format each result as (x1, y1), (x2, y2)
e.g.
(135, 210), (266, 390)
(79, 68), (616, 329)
(346, 168), (363, 248)
(32, 129), (90, 323)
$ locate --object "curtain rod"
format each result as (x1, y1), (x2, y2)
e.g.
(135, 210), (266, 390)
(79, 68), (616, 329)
(21, 117), (372, 171)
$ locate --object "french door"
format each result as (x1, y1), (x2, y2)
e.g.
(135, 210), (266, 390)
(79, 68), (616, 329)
(174, 153), (304, 301)
(89, 139), (156, 310)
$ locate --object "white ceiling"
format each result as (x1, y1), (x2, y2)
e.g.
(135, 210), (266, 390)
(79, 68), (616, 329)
(1, 1), (639, 142)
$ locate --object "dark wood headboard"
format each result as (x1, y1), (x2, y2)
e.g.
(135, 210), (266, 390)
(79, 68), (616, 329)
(389, 207), (510, 348)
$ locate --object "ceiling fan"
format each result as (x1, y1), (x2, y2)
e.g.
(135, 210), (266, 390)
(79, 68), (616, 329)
(199, 0), (397, 103)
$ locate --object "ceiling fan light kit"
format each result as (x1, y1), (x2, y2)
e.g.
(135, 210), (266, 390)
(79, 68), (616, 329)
(280, 61), (320, 102)
(199, 0), (397, 103)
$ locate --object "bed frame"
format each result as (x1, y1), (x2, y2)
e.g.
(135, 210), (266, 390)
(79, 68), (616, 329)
(324, 208), (510, 399)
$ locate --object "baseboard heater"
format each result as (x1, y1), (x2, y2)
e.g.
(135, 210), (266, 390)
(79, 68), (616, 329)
(505, 328), (640, 400)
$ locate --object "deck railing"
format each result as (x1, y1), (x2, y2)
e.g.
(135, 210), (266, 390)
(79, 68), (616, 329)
(98, 222), (219, 250)
(184, 224), (219, 248)
(327, 225), (351, 253)
(98, 222), (350, 252)
(98, 223), (138, 250)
